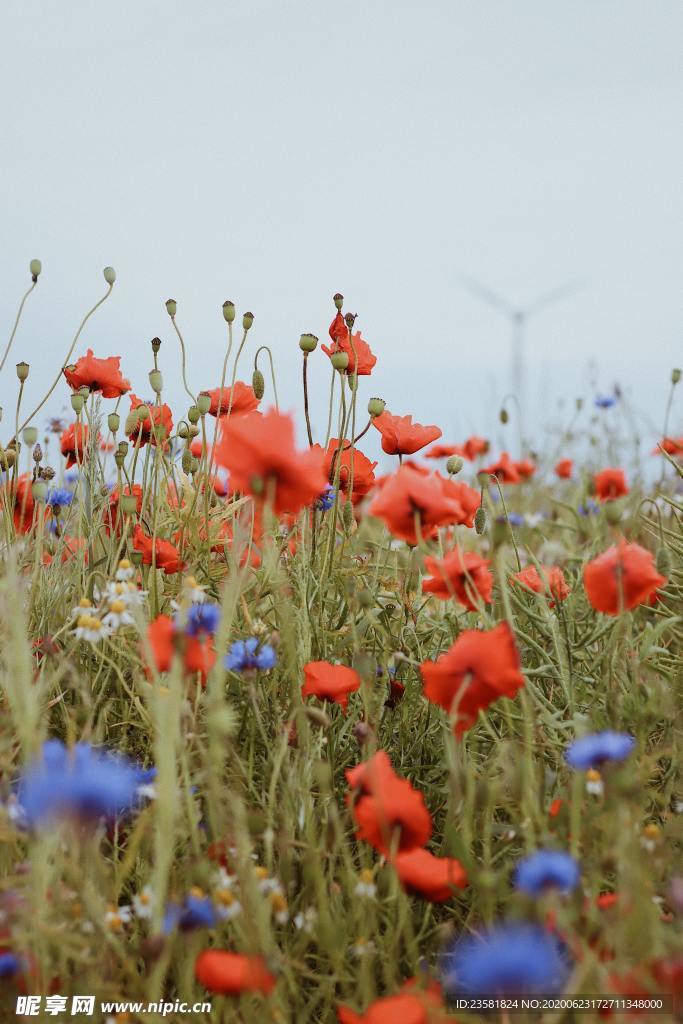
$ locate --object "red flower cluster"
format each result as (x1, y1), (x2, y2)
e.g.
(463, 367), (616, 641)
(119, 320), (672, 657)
(583, 541), (666, 615)
(314, 438), (377, 503)
(511, 564), (570, 607)
(60, 422), (95, 468)
(422, 549), (493, 610)
(322, 312), (377, 376)
(63, 349), (130, 397)
(128, 395), (173, 447)
(132, 525), (183, 574)
(346, 751), (431, 855)
(146, 614), (216, 685)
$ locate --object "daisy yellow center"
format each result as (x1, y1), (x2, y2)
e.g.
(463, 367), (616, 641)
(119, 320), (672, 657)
(110, 600), (126, 614)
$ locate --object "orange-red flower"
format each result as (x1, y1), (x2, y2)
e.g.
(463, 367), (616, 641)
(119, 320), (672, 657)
(316, 439), (377, 503)
(420, 623), (525, 735)
(194, 950), (275, 996)
(6, 474), (37, 534)
(42, 536), (88, 566)
(555, 458), (573, 479)
(337, 984), (448, 1024)
(583, 541), (666, 615)
(63, 349), (130, 398)
(372, 411), (442, 456)
(440, 478), (480, 528)
(302, 661), (361, 712)
(132, 525), (183, 574)
(393, 847), (467, 902)
(481, 451), (520, 483)
(422, 549), (493, 610)
(459, 435), (489, 461)
(199, 382), (260, 418)
(145, 615), (216, 685)
(213, 409), (327, 516)
(593, 468), (628, 502)
(346, 751), (432, 855)
(60, 422), (95, 468)
(105, 484), (143, 533)
(128, 395), (173, 447)
(322, 314), (377, 376)
(425, 443), (462, 459)
(514, 457), (536, 480)
(654, 437), (683, 456)
(511, 564), (570, 607)
(367, 465), (465, 545)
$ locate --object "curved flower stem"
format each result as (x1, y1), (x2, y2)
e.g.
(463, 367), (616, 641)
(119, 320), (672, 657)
(0, 280), (37, 377)
(302, 352), (313, 446)
(254, 345), (279, 411)
(170, 314), (196, 406)
(489, 473), (522, 571)
(323, 365), (336, 448)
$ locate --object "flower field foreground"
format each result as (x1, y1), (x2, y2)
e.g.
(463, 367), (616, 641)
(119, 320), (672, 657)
(0, 267), (682, 1022)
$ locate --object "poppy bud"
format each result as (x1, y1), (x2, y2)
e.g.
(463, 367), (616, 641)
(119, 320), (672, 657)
(347, 374), (359, 392)
(124, 412), (138, 435)
(446, 455), (464, 475)
(187, 405), (200, 425)
(0, 448), (15, 470)
(189, 424), (200, 438)
(32, 444), (42, 463)
(222, 300), (236, 323)
(149, 370), (163, 395)
(16, 361), (29, 382)
(299, 333), (318, 352)
(178, 423), (189, 439)
(333, 292), (344, 310)
(474, 506), (487, 535)
(114, 451), (125, 469)
(305, 707), (331, 729)
(31, 480), (48, 502)
(196, 393), (212, 416)
(252, 369), (265, 399)
(242, 311), (254, 331)
(120, 494), (138, 515)
(672, 368), (681, 385)
(331, 351), (349, 371)
(108, 413), (120, 434)
(367, 397), (385, 417)
(603, 501), (622, 525)
(181, 450), (193, 474)
(103, 266), (116, 285)
(151, 337), (162, 354)
(342, 499), (354, 533)
(656, 546), (672, 577)
(71, 393), (85, 414)
(137, 404), (150, 423)
(30, 258), (42, 281)
(23, 427), (38, 446)
(499, 407), (509, 424)
(131, 550), (144, 566)
(165, 298), (177, 317)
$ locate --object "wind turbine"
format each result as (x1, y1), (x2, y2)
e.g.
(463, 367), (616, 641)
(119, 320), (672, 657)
(456, 273), (586, 437)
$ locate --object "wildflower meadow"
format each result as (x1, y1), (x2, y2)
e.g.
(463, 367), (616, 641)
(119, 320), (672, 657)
(0, 264), (681, 1023)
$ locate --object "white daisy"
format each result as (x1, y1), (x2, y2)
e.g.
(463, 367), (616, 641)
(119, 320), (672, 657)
(72, 614), (111, 643)
(102, 599), (136, 630)
(133, 885), (154, 919)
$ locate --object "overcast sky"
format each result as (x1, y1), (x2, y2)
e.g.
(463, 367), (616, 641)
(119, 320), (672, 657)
(1, 0), (681, 461)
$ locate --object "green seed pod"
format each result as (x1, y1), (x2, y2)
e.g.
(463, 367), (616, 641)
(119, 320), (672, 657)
(342, 499), (354, 533)
(31, 480), (48, 502)
(196, 392), (212, 416)
(70, 393), (85, 415)
(0, 448), (15, 470)
(187, 405), (200, 425)
(604, 500), (622, 525)
(190, 457), (200, 474)
(117, 440), (129, 456)
(331, 351), (349, 371)
(672, 368), (681, 385)
(23, 427), (38, 446)
(165, 298), (177, 317)
(30, 258), (42, 280)
(78, 385), (90, 399)
(16, 362), (29, 382)
(446, 455), (464, 475)
(656, 545), (672, 577)
(252, 369), (265, 400)
(178, 422), (189, 439)
(474, 505), (487, 535)
(242, 311), (254, 331)
(222, 300), (236, 323)
(149, 369), (163, 395)
(151, 336), (162, 354)
(114, 451), (125, 470)
(189, 423), (200, 438)
(367, 397), (385, 417)
(299, 333), (318, 352)
(108, 412), (120, 433)
(137, 404), (150, 423)
(181, 450), (193, 474)
(103, 266), (116, 285)
(124, 412), (138, 435)
(333, 292), (344, 310)
(499, 407), (509, 424)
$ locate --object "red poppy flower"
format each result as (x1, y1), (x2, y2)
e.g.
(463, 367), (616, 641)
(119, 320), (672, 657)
(372, 411), (442, 456)
(367, 465), (465, 545)
(337, 981), (447, 1024)
(132, 525), (183, 574)
(511, 564), (570, 607)
(481, 451), (520, 483)
(7, 474), (37, 533)
(199, 382), (260, 418)
(422, 549), (493, 610)
(146, 614), (175, 673)
(128, 395), (173, 447)
(63, 349), (130, 398)
(514, 457), (536, 480)
(393, 847), (467, 902)
(105, 484), (143, 533)
(345, 751), (431, 855)
(425, 444), (462, 459)
(194, 950), (275, 996)
(302, 661), (361, 712)
(460, 435), (489, 461)
(654, 437), (683, 456)
(420, 623), (525, 735)
(439, 478), (480, 528)
(145, 615), (215, 684)
(213, 409), (327, 516)
(583, 541), (666, 615)
(593, 468), (628, 502)
(322, 314), (377, 376)
(60, 422), (96, 468)
(555, 458), (573, 479)
(313, 438), (378, 503)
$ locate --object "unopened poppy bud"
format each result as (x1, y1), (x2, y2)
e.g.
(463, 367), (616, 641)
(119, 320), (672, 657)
(103, 266), (116, 285)
(30, 258), (42, 281)
(31, 480), (48, 502)
(120, 494), (138, 515)
(32, 444), (42, 463)
(367, 397), (385, 417)
(499, 407), (509, 424)
(222, 300), (236, 323)
(40, 466), (55, 481)
(149, 369), (163, 394)
(117, 440), (129, 456)
(124, 411), (138, 435)
(304, 706), (331, 729)
(165, 298), (177, 317)
(446, 455), (464, 475)
(656, 545), (672, 577)
(344, 312), (357, 330)
(474, 506), (487, 535)
(604, 500), (622, 525)
(151, 336), (162, 354)
(347, 374), (359, 392)
(23, 427), (38, 446)
(16, 362), (29, 382)
(108, 412), (120, 433)
(196, 392), (212, 416)
(252, 369), (265, 399)
(672, 368), (681, 385)
(342, 499), (355, 532)
(331, 351), (349, 371)
(299, 333), (318, 352)
(178, 423), (189, 439)
(242, 311), (254, 331)
(0, 448), (15, 470)
(71, 393), (85, 414)
(187, 405), (200, 425)
(190, 457), (200, 474)
(137, 404), (150, 423)
(181, 450), (193, 474)
(189, 423), (200, 438)
(131, 550), (144, 566)
(114, 451), (125, 469)
(333, 292), (344, 310)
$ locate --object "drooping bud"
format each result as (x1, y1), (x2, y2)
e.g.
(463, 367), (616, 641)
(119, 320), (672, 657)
(474, 506), (487, 535)
(151, 336), (162, 354)
(196, 392), (212, 416)
(252, 369), (265, 399)
(603, 500), (622, 525)
(222, 301), (236, 323)
(344, 312), (357, 331)
(331, 351), (349, 371)
(499, 407), (509, 424)
(165, 298), (177, 317)
(30, 258), (42, 281)
(299, 333), (318, 353)
(446, 455), (464, 475)
(149, 369), (163, 394)
(367, 397), (385, 417)
(103, 266), (116, 285)
(656, 545), (672, 577)
(333, 292), (344, 310)
(672, 368), (681, 385)
(23, 427), (38, 446)
(108, 412), (120, 434)
(187, 405), (200, 425)
(16, 362), (29, 382)
(71, 393), (85, 415)
(31, 480), (48, 502)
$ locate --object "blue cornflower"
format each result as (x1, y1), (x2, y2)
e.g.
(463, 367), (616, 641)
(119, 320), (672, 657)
(0, 952), (21, 977)
(578, 499), (599, 517)
(64, 470), (80, 486)
(47, 488), (74, 509)
(225, 637), (277, 673)
(565, 731), (635, 770)
(16, 740), (143, 827)
(497, 513), (524, 527)
(163, 894), (219, 933)
(594, 394), (617, 409)
(185, 602), (221, 637)
(315, 485), (336, 512)
(442, 924), (571, 996)
(514, 850), (580, 895)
